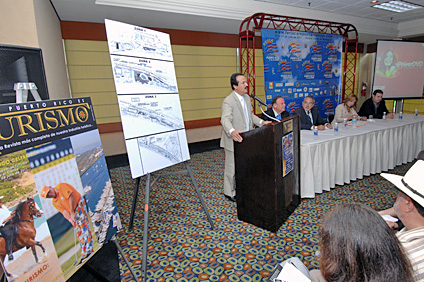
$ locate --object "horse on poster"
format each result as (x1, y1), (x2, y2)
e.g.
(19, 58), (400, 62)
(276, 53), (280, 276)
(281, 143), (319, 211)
(0, 197), (45, 277)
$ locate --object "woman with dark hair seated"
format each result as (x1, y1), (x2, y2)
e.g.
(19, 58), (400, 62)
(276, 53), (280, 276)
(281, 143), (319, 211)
(310, 203), (413, 282)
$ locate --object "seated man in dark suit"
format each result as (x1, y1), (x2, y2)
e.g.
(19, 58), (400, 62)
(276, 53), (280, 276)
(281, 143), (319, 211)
(261, 96), (289, 121)
(358, 89), (394, 119)
(294, 96), (333, 130)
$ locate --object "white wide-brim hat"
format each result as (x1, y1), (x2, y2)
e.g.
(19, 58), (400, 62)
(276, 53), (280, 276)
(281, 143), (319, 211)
(381, 160), (424, 208)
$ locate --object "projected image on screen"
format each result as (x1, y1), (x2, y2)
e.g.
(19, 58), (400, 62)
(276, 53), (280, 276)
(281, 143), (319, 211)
(372, 41), (424, 99)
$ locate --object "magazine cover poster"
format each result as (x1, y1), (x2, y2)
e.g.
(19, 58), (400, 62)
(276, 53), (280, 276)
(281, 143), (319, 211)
(0, 149), (63, 282)
(70, 130), (121, 248)
(27, 138), (98, 280)
(0, 97), (121, 281)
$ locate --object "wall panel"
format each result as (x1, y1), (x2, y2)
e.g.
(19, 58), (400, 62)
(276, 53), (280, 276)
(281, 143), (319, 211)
(64, 39), (238, 126)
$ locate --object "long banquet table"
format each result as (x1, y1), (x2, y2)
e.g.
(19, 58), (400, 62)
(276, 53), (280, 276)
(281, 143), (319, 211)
(300, 114), (424, 198)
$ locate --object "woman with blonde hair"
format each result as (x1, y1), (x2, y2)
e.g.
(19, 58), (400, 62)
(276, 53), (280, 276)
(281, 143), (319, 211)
(332, 94), (367, 126)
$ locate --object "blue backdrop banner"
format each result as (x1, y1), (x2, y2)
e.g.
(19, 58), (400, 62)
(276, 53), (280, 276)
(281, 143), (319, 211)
(261, 29), (342, 118)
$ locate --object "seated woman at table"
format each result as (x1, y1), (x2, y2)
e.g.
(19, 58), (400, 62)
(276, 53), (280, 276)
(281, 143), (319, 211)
(310, 203), (414, 282)
(331, 94), (367, 126)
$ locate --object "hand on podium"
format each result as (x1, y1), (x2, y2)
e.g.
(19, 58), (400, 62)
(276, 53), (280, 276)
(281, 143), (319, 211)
(231, 130), (243, 142)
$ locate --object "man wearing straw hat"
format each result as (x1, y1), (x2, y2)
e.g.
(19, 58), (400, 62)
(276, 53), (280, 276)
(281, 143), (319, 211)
(381, 160), (424, 282)
(40, 183), (93, 265)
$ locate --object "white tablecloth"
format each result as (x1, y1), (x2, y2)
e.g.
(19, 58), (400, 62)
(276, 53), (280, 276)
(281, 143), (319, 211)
(300, 114), (424, 198)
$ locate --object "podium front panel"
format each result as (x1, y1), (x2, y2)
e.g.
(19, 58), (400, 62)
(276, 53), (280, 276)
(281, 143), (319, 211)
(234, 115), (300, 232)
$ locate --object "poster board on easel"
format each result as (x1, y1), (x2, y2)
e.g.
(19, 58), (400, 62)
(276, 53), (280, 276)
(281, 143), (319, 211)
(0, 97), (121, 281)
(105, 20), (214, 280)
(105, 19), (190, 179)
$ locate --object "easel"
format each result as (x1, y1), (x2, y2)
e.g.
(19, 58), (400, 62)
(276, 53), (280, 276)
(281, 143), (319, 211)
(14, 82), (42, 102)
(128, 161), (215, 281)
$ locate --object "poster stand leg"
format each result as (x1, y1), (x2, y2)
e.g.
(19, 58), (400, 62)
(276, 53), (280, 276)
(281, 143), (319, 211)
(129, 176), (141, 230)
(126, 161), (215, 281)
(184, 162), (215, 229)
(112, 235), (140, 282)
(141, 173), (151, 282)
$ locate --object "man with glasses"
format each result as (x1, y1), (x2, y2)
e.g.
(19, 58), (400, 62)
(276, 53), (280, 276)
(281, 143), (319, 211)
(294, 96), (332, 130)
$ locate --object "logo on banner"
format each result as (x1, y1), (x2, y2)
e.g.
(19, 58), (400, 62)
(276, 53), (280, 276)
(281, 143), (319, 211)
(303, 61), (314, 72)
(263, 39), (278, 53)
(311, 43), (322, 54)
(287, 102), (300, 114)
(323, 98), (335, 111)
(278, 60), (291, 72)
(288, 41), (301, 54)
(327, 43), (337, 54)
(323, 61), (332, 72)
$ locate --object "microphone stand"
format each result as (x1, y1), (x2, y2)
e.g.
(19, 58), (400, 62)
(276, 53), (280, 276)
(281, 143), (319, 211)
(251, 93), (280, 123)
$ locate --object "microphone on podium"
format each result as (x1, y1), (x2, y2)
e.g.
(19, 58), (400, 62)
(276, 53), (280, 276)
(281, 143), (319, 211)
(251, 94), (268, 107)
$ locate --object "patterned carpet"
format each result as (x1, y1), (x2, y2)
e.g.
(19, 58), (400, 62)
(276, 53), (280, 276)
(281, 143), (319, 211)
(110, 149), (414, 282)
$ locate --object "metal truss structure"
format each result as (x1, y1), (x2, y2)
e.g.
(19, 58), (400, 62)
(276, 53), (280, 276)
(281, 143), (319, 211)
(239, 13), (358, 111)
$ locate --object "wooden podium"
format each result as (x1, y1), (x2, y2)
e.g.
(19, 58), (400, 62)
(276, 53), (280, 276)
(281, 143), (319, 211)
(234, 115), (300, 232)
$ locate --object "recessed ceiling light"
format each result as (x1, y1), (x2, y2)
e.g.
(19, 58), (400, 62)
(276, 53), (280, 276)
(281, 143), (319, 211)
(373, 0), (423, 12)
(371, 0), (378, 3)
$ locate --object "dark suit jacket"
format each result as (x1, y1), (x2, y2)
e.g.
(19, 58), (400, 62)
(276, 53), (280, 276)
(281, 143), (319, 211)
(294, 107), (327, 130)
(261, 108), (289, 121)
(358, 98), (389, 119)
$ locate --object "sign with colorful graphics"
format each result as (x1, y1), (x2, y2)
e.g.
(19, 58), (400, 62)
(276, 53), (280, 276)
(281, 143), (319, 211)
(282, 132), (294, 177)
(0, 98), (121, 281)
(261, 29), (342, 118)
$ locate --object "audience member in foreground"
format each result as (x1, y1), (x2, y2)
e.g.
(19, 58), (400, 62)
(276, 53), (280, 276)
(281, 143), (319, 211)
(331, 94), (366, 126)
(310, 203), (413, 282)
(380, 160), (424, 282)
(358, 89), (394, 119)
(294, 96), (332, 130)
(379, 150), (424, 230)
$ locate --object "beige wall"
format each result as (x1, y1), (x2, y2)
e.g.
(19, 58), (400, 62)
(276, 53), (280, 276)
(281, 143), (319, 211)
(357, 53), (375, 109)
(0, 0), (38, 48)
(0, 0), (70, 100)
(33, 0), (71, 100)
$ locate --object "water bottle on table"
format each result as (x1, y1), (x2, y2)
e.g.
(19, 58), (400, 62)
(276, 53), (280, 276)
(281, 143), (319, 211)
(399, 111), (403, 120)
(352, 116), (357, 128)
(383, 112), (386, 120)
(415, 109), (418, 119)
(334, 122), (339, 134)
(313, 126), (318, 139)
(343, 118), (347, 127)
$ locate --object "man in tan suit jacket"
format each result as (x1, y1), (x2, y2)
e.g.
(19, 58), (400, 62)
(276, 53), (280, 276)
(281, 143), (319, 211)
(220, 73), (271, 201)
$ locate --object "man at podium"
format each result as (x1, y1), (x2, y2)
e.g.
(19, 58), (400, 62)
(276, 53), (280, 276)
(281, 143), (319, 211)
(220, 73), (271, 202)
(261, 96), (289, 121)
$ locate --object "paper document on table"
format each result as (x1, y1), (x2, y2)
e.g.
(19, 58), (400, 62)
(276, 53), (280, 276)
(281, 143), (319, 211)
(381, 214), (399, 222)
(275, 263), (311, 282)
